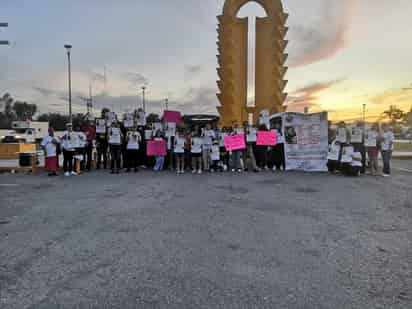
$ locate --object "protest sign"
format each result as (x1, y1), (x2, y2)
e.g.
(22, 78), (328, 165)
(350, 127), (363, 143)
(283, 112), (329, 172)
(95, 119), (106, 134)
(163, 111), (181, 124)
(365, 131), (377, 147)
(144, 130), (153, 140)
(246, 127), (257, 143)
(336, 128), (348, 143)
(257, 131), (277, 146)
(109, 128), (121, 144)
(136, 111), (146, 126)
(224, 134), (246, 151)
(106, 112), (116, 126)
(123, 114), (134, 128)
(165, 122), (176, 137)
(147, 140), (167, 156)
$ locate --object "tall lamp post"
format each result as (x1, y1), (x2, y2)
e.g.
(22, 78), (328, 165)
(141, 86), (146, 113)
(0, 22), (9, 46)
(165, 98), (169, 111)
(64, 44), (73, 123)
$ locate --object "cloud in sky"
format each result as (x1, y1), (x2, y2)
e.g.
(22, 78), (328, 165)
(288, 0), (356, 67)
(285, 78), (345, 112)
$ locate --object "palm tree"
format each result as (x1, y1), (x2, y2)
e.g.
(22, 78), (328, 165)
(382, 105), (404, 124)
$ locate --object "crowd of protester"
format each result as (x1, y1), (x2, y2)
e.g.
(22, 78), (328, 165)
(40, 110), (395, 178)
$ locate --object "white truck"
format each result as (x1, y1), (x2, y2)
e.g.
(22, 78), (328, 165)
(1, 121), (49, 143)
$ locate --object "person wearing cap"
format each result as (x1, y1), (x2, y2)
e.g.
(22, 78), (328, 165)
(61, 123), (77, 176)
(41, 127), (60, 176)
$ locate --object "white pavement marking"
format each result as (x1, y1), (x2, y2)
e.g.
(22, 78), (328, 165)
(395, 168), (412, 173)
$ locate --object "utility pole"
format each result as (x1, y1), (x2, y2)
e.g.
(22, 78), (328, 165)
(0, 22), (9, 46)
(64, 45), (73, 123)
(142, 86), (146, 113)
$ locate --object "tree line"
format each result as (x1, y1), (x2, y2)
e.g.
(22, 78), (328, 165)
(1, 92), (411, 132)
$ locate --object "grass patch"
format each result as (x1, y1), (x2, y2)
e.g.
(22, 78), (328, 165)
(394, 142), (412, 152)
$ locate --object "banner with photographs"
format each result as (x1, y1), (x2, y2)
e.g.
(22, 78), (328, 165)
(282, 112), (329, 172)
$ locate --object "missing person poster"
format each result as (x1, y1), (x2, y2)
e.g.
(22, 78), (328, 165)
(123, 114), (134, 128)
(96, 119), (106, 134)
(282, 112), (329, 172)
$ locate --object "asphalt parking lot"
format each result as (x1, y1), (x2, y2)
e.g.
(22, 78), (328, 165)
(0, 161), (411, 308)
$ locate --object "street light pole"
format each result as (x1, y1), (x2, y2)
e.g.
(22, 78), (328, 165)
(142, 86), (146, 113)
(165, 98), (169, 111)
(64, 44), (73, 123)
(0, 22), (9, 46)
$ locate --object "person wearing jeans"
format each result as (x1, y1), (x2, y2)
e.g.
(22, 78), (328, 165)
(380, 124), (394, 177)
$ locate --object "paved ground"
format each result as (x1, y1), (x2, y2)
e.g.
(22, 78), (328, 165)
(0, 161), (411, 309)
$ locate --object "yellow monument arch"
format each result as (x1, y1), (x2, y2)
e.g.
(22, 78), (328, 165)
(216, 0), (288, 127)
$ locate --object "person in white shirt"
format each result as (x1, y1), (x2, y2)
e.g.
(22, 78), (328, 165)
(201, 124), (216, 172)
(108, 122), (123, 174)
(41, 127), (60, 176)
(210, 139), (221, 172)
(341, 147), (362, 177)
(125, 128), (141, 173)
(230, 122), (243, 173)
(174, 130), (186, 174)
(61, 123), (77, 176)
(75, 125), (87, 172)
(380, 124), (394, 177)
(191, 129), (203, 174)
(365, 123), (380, 176)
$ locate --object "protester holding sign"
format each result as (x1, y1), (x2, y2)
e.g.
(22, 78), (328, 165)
(125, 128), (141, 172)
(41, 127), (60, 176)
(96, 124), (108, 170)
(61, 123), (77, 176)
(153, 130), (166, 171)
(202, 124), (215, 172)
(108, 122), (123, 174)
(228, 123), (244, 172)
(365, 123), (380, 175)
(350, 122), (366, 174)
(174, 130), (186, 174)
(75, 125), (87, 173)
(381, 124), (394, 177)
(244, 123), (259, 172)
(83, 121), (96, 171)
(255, 124), (270, 170)
(191, 130), (203, 174)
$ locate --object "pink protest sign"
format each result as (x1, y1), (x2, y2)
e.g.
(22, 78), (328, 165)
(257, 131), (277, 146)
(163, 111), (181, 124)
(147, 140), (167, 156)
(224, 134), (246, 151)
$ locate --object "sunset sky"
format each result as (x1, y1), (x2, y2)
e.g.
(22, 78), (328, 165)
(1, 0), (412, 122)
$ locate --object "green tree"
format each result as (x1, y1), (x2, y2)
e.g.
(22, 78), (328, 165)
(403, 106), (412, 127)
(12, 101), (37, 120)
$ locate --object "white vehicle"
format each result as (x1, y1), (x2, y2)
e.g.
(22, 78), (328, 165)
(1, 121), (49, 143)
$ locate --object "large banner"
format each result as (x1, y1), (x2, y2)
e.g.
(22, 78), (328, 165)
(283, 112), (329, 172)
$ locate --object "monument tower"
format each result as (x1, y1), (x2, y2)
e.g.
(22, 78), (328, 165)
(216, 0), (288, 127)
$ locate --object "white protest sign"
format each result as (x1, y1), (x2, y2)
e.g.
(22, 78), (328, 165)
(165, 122), (176, 137)
(136, 111), (146, 126)
(350, 127), (363, 143)
(109, 128), (121, 144)
(96, 119), (106, 134)
(365, 131), (377, 147)
(246, 127), (257, 143)
(336, 128), (348, 143)
(123, 114), (134, 128)
(145, 130), (153, 140)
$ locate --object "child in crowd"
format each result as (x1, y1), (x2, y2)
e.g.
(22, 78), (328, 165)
(153, 130), (166, 172)
(191, 130), (203, 174)
(41, 127), (60, 176)
(174, 130), (186, 174)
(125, 128), (141, 172)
